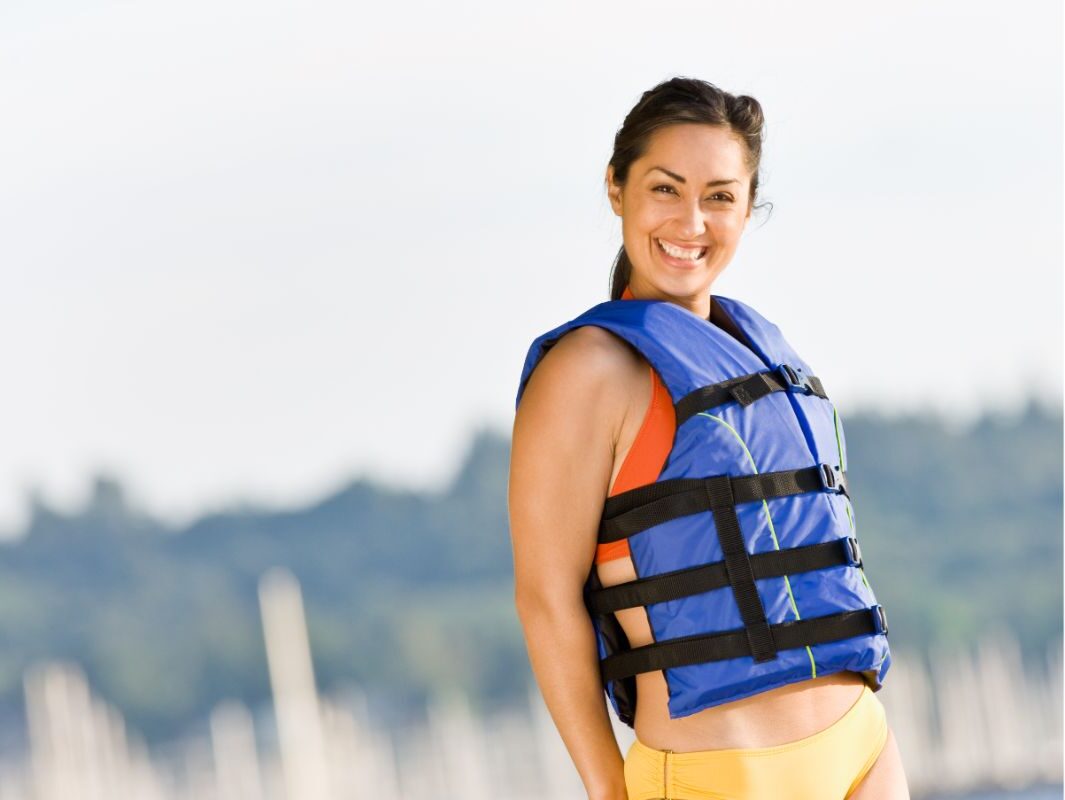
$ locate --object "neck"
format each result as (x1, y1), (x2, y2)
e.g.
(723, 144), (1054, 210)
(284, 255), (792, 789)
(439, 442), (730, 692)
(625, 278), (712, 320)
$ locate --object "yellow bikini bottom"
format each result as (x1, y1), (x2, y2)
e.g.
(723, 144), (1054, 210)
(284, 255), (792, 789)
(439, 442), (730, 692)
(623, 683), (889, 800)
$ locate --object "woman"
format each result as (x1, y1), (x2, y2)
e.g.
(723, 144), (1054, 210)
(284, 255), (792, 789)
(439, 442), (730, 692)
(508, 78), (911, 800)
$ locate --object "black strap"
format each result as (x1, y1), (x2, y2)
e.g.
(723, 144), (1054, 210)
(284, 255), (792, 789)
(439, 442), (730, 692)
(703, 475), (777, 662)
(600, 464), (848, 543)
(674, 364), (828, 426)
(585, 537), (862, 616)
(583, 567), (638, 725)
(600, 606), (888, 682)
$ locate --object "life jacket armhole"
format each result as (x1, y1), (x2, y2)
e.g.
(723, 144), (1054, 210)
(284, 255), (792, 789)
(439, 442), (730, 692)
(596, 365), (674, 564)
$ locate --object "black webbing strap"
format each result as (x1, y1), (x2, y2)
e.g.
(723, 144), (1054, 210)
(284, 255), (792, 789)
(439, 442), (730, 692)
(703, 475), (776, 662)
(585, 536), (862, 616)
(600, 464), (848, 543)
(600, 606), (888, 682)
(674, 364), (828, 426)
(583, 567), (638, 724)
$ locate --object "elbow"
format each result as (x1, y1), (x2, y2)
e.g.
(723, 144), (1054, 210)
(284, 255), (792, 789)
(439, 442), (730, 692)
(513, 585), (540, 619)
(514, 582), (586, 622)
(513, 589), (534, 623)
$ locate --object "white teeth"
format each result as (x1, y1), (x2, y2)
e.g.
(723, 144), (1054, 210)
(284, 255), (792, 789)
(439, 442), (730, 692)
(657, 238), (706, 261)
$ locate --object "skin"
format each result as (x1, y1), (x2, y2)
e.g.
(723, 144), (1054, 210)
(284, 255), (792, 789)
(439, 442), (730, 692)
(509, 122), (910, 800)
(606, 122), (753, 313)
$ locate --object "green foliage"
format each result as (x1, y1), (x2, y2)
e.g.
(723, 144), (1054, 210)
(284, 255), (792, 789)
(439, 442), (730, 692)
(0, 404), (1060, 743)
(844, 398), (1063, 660)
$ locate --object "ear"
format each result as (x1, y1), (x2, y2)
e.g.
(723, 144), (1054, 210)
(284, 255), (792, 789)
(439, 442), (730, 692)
(605, 165), (623, 216)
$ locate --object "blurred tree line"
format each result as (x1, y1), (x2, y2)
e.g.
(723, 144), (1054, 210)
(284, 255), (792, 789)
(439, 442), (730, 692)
(0, 398), (1059, 744)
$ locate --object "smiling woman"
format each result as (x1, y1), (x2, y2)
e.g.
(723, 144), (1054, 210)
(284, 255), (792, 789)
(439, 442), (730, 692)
(508, 76), (911, 800)
(606, 123), (751, 305)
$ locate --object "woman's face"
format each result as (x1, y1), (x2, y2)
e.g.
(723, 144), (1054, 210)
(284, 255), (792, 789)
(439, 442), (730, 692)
(607, 123), (753, 307)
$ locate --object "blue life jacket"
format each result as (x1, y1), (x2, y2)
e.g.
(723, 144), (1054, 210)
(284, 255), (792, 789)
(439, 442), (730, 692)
(514, 293), (891, 728)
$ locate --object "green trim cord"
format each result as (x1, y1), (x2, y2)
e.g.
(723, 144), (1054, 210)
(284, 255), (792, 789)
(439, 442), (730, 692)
(697, 412), (817, 678)
(833, 407), (871, 591)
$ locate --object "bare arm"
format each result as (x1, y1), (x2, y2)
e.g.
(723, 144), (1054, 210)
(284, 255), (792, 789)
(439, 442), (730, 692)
(508, 326), (638, 800)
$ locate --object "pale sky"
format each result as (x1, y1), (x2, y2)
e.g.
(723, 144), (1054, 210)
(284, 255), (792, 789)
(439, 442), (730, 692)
(1, 0), (1062, 536)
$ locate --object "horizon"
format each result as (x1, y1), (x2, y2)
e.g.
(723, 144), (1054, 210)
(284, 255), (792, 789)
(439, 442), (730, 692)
(3, 394), (1059, 541)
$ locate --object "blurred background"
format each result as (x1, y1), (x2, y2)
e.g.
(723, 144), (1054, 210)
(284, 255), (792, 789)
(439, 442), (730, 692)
(1, 0), (1062, 798)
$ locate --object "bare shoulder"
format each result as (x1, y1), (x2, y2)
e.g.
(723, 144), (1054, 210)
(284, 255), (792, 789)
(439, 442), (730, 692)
(543, 324), (642, 375)
(518, 324), (646, 422)
(509, 323), (649, 591)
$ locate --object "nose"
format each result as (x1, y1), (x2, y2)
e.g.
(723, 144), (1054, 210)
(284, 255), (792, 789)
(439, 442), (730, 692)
(676, 198), (707, 239)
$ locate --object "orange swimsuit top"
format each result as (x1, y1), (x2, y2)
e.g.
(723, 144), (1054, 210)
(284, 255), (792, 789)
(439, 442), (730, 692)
(597, 286), (676, 564)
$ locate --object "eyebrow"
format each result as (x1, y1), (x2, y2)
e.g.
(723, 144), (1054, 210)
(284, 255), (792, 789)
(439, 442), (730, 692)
(648, 166), (740, 187)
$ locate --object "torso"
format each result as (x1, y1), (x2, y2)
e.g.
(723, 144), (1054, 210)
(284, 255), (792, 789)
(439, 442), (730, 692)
(596, 344), (866, 753)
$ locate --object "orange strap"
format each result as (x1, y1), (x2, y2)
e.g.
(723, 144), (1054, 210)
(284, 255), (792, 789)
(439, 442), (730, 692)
(596, 286), (676, 564)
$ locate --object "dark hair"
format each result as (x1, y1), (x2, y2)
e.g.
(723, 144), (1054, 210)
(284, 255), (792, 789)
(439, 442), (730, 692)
(606, 76), (772, 300)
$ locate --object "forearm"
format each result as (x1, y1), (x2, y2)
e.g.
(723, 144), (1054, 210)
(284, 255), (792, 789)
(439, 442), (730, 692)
(516, 595), (627, 800)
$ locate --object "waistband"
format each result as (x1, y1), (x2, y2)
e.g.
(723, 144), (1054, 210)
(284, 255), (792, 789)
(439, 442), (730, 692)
(628, 683), (881, 764)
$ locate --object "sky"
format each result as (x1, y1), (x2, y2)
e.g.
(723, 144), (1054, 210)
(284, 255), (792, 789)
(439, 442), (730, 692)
(1, 0), (1062, 536)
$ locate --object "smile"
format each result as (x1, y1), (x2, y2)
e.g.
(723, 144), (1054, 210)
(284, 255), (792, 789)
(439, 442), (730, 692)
(656, 238), (707, 262)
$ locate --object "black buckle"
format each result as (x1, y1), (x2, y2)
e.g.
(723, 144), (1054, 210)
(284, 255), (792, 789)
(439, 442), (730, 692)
(818, 463), (847, 495)
(843, 536), (863, 568)
(871, 604), (888, 636)
(776, 363), (814, 394)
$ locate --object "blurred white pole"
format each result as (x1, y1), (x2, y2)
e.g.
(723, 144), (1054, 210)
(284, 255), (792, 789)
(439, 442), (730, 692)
(526, 682), (585, 800)
(0, 765), (28, 800)
(319, 693), (403, 800)
(877, 649), (934, 792)
(425, 690), (493, 800)
(23, 662), (102, 800)
(1042, 639), (1065, 782)
(932, 642), (987, 792)
(975, 629), (1030, 789)
(22, 662), (168, 800)
(210, 700), (266, 800)
(258, 567), (334, 800)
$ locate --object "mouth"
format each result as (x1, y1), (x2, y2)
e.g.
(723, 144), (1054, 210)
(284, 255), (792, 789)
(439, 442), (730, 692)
(655, 237), (707, 263)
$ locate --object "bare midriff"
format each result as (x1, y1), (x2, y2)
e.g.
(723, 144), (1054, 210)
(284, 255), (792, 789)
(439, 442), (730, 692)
(594, 286), (868, 753)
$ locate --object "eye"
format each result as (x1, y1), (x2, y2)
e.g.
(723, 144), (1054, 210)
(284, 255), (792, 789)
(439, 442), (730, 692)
(709, 193), (734, 203)
(652, 184), (678, 195)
